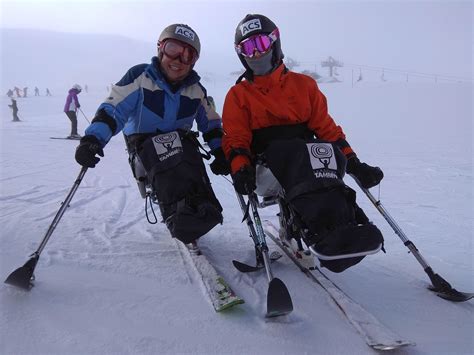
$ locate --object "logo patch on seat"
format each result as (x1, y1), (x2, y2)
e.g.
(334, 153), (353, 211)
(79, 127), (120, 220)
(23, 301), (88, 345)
(153, 131), (183, 161)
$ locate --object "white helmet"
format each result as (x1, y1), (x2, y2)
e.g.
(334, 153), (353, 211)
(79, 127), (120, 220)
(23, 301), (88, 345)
(72, 84), (82, 92)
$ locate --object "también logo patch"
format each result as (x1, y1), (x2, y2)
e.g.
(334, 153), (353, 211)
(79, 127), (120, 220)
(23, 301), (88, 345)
(240, 19), (262, 36)
(175, 26), (195, 41)
(152, 131), (183, 160)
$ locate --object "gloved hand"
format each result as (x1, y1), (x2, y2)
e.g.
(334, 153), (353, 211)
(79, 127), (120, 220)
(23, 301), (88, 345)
(75, 135), (104, 168)
(210, 147), (230, 176)
(232, 165), (256, 195)
(346, 156), (383, 188)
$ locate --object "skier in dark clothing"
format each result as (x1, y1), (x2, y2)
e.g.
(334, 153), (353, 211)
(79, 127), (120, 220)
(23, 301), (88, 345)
(46, 88), (52, 96)
(63, 84), (82, 138)
(74, 24), (229, 246)
(34, 87), (40, 96)
(8, 98), (20, 121)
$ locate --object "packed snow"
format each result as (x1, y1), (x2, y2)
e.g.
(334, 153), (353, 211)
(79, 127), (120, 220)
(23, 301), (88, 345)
(1, 76), (472, 354)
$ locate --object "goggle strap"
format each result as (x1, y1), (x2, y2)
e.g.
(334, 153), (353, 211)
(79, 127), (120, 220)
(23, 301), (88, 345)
(235, 27), (279, 57)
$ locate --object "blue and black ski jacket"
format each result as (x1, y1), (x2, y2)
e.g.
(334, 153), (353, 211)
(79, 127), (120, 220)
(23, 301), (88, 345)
(85, 57), (223, 151)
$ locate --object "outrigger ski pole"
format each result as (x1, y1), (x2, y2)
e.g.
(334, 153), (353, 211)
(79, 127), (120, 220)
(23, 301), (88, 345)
(4, 167), (88, 290)
(233, 190), (293, 317)
(351, 175), (473, 302)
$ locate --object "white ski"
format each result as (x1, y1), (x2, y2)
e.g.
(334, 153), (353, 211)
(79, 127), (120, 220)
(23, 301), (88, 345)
(264, 220), (413, 351)
(176, 240), (244, 312)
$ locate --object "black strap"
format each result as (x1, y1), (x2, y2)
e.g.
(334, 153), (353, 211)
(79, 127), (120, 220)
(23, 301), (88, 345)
(203, 128), (223, 143)
(183, 131), (212, 160)
(91, 108), (118, 135)
(145, 195), (158, 224)
(228, 147), (253, 164)
(241, 198), (251, 223)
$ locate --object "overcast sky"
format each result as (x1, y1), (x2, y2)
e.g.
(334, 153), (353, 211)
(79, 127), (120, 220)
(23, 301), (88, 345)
(1, 0), (472, 78)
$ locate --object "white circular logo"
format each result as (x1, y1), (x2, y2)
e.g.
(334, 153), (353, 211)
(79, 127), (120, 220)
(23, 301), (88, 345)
(311, 144), (333, 159)
(154, 132), (177, 144)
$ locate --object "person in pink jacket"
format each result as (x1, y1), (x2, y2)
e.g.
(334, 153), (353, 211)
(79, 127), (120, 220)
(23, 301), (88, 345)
(63, 84), (82, 138)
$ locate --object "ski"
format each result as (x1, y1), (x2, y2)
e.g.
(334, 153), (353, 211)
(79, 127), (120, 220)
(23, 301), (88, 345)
(50, 137), (81, 140)
(264, 220), (413, 351)
(175, 240), (244, 312)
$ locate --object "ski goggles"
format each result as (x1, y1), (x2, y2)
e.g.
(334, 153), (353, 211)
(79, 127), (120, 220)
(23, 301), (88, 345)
(235, 28), (280, 58)
(159, 39), (199, 65)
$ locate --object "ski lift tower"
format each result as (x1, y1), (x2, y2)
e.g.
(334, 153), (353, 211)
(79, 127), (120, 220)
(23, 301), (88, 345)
(321, 56), (344, 77)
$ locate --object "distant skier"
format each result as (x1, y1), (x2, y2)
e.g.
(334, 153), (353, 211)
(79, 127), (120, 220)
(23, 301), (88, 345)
(6, 89), (14, 98)
(14, 87), (22, 97)
(23, 87), (28, 98)
(84, 84), (88, 93)
(46, 88), (52, 96)
(34, 87), (40, 96)
(8, 98), (21, 122)
(63, 84), (82, 138)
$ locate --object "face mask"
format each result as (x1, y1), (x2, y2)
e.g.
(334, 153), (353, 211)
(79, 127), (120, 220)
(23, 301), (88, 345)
(244, 49), (274, 76)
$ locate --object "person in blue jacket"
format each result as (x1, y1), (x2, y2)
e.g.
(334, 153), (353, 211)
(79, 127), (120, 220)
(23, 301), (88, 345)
(75, 24), (230, 245)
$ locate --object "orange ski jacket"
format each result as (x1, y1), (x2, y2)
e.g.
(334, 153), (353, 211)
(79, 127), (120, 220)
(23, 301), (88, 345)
(222, 64), (354, 174)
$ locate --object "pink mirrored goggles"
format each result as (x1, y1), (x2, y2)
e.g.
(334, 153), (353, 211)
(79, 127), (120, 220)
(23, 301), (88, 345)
(235, 28), (279, 58)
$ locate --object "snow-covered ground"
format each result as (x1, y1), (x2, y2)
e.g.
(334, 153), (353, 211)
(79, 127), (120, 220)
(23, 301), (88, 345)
(1, 79), (472, 355)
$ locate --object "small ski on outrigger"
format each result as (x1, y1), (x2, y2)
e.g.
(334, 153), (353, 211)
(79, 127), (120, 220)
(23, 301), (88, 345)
(175, 239), (244, 312)
(264, 220), (413, 351)
(5, 167), (88, 290)
(351, 175), (474, 302)
(232, 190), (293, 318)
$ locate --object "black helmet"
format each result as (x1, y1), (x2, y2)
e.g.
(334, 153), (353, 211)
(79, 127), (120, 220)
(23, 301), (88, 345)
(158, 23), (201, 56)
(234, 14), (284, 77)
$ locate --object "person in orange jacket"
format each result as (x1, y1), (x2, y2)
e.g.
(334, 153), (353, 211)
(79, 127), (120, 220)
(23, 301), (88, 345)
(222, 14), (384, 272)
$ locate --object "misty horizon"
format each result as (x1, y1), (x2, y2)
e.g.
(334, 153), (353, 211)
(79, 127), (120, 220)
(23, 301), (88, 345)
(1, 0), (472, 90)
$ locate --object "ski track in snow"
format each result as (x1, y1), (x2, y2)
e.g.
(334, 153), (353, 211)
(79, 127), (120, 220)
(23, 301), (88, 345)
(1, 82), (473, 355)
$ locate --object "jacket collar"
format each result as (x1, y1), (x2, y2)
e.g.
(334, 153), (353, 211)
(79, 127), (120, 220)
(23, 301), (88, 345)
(250, 63), (287, 89)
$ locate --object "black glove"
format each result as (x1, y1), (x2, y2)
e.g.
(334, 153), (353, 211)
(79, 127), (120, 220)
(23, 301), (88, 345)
(232, 165), (256, 195)
(75, 135), (104, 168)
(346, 156), (384, 189)
(210, 147), (230, 176)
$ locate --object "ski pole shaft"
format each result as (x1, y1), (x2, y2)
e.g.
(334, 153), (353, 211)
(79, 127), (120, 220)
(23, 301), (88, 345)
(78, 108), (90, 124)
(248, 193), (274, 282)
(234, 191), (259, 242)
(234, 190), (274, 282)
(36, 167), (88, 255)
(248, 193), (269, 248)
(351, 175), (430, 269)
